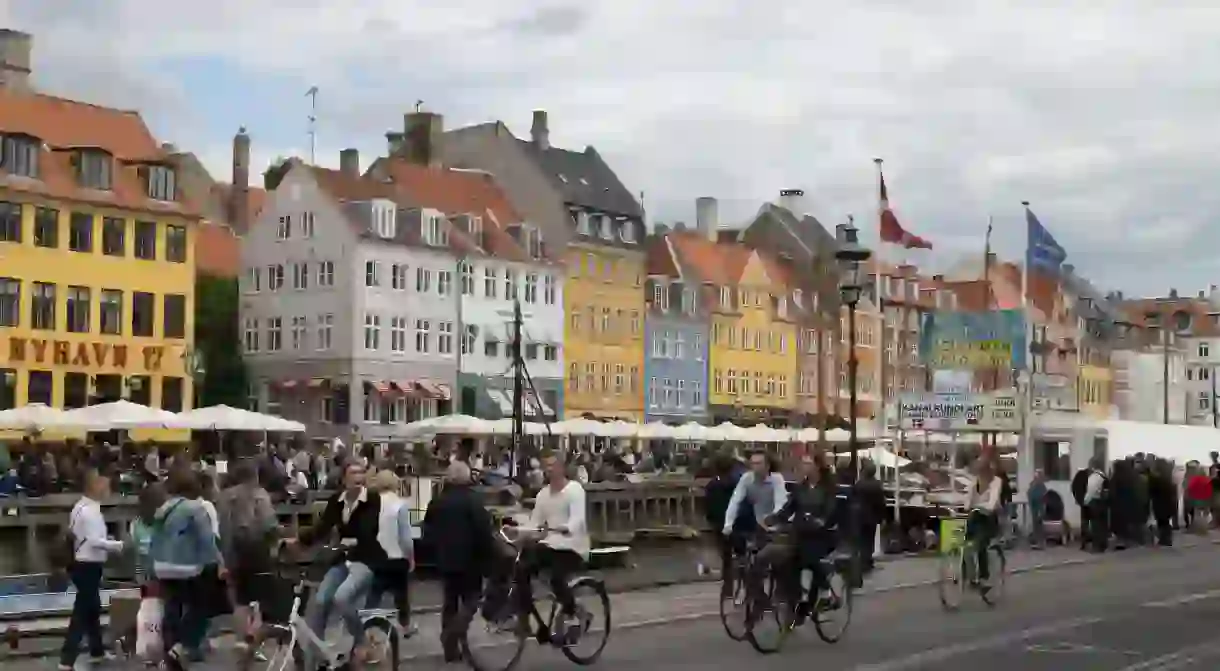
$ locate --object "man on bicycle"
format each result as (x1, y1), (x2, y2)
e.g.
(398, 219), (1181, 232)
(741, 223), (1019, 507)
(756, 449), (837, 616)
(287, 460), (386, 665)
(721, 451), (788, 540)
(966, 458), (1003, 589)
(516, 452), (590, 639)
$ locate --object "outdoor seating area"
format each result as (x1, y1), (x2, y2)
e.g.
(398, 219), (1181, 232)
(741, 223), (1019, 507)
(0, 402), (306, 434)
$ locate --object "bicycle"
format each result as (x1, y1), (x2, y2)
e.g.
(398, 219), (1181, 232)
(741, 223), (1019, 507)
(938, 512), (1007, 611)
(718, 535), (756, 642)
(255, 542), (401, 671)
(458, 523), (611, 671)
(742, 528), (855, 654)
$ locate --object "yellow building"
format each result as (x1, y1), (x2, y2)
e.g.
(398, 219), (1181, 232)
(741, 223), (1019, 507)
(667, 234), (797, 424)
(0, 78), (200, 424)
(563, 241), (647, 420)
(1078, 364), (1113, 419)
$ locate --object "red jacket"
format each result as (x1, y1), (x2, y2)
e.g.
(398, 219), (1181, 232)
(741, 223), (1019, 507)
(1186, 475), (1212, 502)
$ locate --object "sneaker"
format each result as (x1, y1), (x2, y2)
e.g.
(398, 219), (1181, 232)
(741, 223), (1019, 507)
(89, 651), (117, 665)
(400, 621), (419, 639)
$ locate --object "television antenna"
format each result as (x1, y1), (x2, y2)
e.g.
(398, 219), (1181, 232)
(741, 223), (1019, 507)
(305, 86), (319, 164)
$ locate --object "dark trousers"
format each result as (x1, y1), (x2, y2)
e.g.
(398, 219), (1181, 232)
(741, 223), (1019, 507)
(857, 521), (878, 570)
(440, 571), (483, 658)
(367, 560), (412, 627)
(1155, 513), (1173, 546)
(1085, 502), (1109, 551)
(516, 544), (583, 615)
(966, 511), (997, 580)
(59, 562), (105, 666)
(161, 576), (206, 658)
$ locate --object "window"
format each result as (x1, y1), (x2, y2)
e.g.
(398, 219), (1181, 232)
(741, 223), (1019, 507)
(27, 370), (53, 406)
(31, 282), (55, 330)
(484, 338), (499, 357)
(391, 264), (408, 290)
(484, 267), (498, 298)
(268, 264), (284, 291)
(631, 311), (640, 335)
(524, 273), (538, 304)
(66, 286), (90, 333)
(462, 324), (477, 355)
(504, 270), (518, 300)
(727, 368), (737, 394)
(1, 134), (39, 177)
(102, 217), (125, 255)
(615, 364), (625, 393)
(1200, 392), (1211, 411)
(161, 377), (184, 412)
(276, 215), (290, 241)
(163, 294), (186, 338)
(363, 392), (380, 423)
(720, 286), (731, 310)
(583, 363), (595, 391)
(316, 314), (333, 350)
(77, 150), (112, 189)
(243, 318), (260, 352)
(525, 343), (538, 360)
(648, 377), (658, 407)
(0, 368), (14, 410)
(292, 262), (308, 290)
(676, 379), (686, 406)
(570, 311), (581, 332)
(145, 164), (176, 201)
(134, 220), (157, 259)
(166, 225), (187, 262)
(574, 210), (590, 235)
(416, 267), (431, 292)
(363, 314), (381, 350)
(544, 275), (557, 304)
(57, 372), (87, 409)
(1203, 367), (1211, 381)
(569, 363), (580, 392)
(694, 333), (703, 360)
(93, 289), (121, 335)
(0, 278), (18, 327)
(267, 317), (283, 351)
(300, 211), (315, 238)
(438, 322), (454, 354)
(1201, 343), (1210, 358)
(415, 319), (431, 353)
(132, 291), (155, 336)
(423, 215), (448, 246)
(545, 345), (558, 361)
(390, 317), (407, 353)
(0, 201), (19, 243)
(438, 270), (452, 296)
(365, 261), (380, 287)
(630, 366), (639, 393)
(69, 212), (93, 252)
(460, 262), (474, 295)
(32, 207), (58, 248)
(620, 220), (637, 243)
(598, 215), (613, 239)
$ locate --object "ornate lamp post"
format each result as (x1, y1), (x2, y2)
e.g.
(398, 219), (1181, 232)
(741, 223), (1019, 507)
(836, 219), (872, 482)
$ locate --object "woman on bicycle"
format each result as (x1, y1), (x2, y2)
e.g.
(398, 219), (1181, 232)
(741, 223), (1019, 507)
(966, 459), (1003, 588)
(757, 449), (837, 613)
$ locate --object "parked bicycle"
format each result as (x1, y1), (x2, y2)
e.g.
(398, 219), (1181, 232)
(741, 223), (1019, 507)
(255, 541), (401, 671)
(458, 522), (611, 671)
(938, 512), (1007, 611)
(742, 528), (855, 654)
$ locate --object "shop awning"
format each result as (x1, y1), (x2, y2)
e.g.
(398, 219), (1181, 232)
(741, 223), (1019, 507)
(364, 381), (392, 394)
(486, 389), (514, 415)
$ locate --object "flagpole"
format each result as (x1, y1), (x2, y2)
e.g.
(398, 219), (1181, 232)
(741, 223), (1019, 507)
(875, 157), (898, 542)
(1019, 201), (1035, 517)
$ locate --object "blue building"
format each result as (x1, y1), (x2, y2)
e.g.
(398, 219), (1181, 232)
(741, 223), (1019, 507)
(643, 231), (710, 423)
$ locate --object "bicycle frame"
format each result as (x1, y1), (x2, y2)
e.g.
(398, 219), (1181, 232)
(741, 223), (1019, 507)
(496, 525), (572, 643)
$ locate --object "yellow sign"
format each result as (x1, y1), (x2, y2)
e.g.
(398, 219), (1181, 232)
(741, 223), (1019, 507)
(928, 341), (1013, 369)
(940, 518), (966, 555)
(4, 337), (166, 371)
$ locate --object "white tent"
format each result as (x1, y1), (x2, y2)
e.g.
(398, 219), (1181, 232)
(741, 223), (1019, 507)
(0, 404), (75, 432)
(60, 400), (184, 430)
(486, 418), (552, 435)
(671, 421), (718, 441)
(174, 405), (305, 432)
(401, 414), (490, 437)
(637, 422), (677, 439)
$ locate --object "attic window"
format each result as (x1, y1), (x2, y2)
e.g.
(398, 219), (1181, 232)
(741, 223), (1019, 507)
(793, 289), (803, 307)
(579, 177), (589, 185)
(557, 173), (568, 183)
(76, 149), (113, 190)
(597, 215), (613, 240)
(422, 214), (447, 246)
(468, 215), (483, 240)
(573, 210), (590, 235)
(0, 134), (39, 178)
(619, 219), (637, 244)
(145, 164), (176, 201)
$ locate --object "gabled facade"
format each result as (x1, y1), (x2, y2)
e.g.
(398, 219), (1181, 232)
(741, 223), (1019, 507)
(367, 150), (565, 421)
(642, 232), (709, 423)
(1121, 289), (1220, 426)
(667, 231), (797, 425)
(240, 157), (462, 441)
(0, 30), (201, 429)
(443, 110), (646, 419)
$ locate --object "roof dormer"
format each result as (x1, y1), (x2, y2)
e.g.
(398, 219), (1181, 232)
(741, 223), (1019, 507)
(72, 147), (114, 190)
(139, 161), (177, 201)
(0, 132), (40, 178)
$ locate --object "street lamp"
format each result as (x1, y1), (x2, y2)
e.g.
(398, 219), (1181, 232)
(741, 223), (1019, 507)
(836, 218), (872, 482)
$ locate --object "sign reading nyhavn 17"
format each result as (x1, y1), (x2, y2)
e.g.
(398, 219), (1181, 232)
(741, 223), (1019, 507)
(897, 391), (1021, 432)
(4, 337), (166, 372)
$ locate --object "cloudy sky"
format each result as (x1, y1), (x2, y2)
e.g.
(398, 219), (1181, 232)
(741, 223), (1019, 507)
(6, 1), (1218, 296)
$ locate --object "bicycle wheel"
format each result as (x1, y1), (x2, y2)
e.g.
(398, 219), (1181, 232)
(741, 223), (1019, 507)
(814, 567), (853, 644)
(719, 569), (748, 642)
(744, 574), (795, 655)
(361, 617), (400, 670)
(937, 549), (966, 611)
(980, 546), (1007, 607)
(559, 576), (611, 665)
(459, 587), (529, 671)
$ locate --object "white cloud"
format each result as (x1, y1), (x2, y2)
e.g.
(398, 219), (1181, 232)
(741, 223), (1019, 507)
(10, 0), (1220, 295)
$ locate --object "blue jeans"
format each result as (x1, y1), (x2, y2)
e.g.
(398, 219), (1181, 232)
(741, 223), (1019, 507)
(304, 562), (374, 655)
(59, 562), (105, 666)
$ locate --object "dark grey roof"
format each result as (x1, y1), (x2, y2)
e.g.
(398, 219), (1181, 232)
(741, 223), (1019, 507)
(516, 140), (643, 218)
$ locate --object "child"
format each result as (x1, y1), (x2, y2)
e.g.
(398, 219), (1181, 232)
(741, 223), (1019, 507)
(129, 483), (166, 588)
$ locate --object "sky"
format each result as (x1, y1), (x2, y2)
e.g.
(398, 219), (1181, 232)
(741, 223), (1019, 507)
(5, 1), (1219, 298)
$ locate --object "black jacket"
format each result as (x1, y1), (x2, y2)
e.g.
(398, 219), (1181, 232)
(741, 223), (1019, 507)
(302, 488), (387, 567)
(704, 473), (739, 532)
(850, 477), (886, 528)
(772, 477), (838, 538)
(422, 483), (494, 576)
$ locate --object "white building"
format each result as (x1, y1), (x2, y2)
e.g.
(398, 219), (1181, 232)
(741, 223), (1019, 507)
(1111, 348), (1189, 424)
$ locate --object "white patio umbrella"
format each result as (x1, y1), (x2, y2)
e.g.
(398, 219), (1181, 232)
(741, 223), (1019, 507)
(714, 422), (753, 442)
(553, 418), (603, 436)
(175, 405), (304, 432)
(742, 424), (786, 442)
(60, 400), (185, 430)
(486, 418), (552, 435)
(604, 420), (640, 438)
(666, 421), (714, 441)
(401, 414), (490, 437)
(0, 404), (74, 432)
(637, 422), (676, 440)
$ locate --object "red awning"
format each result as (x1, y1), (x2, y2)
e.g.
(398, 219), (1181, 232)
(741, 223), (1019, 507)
(366, 381), (392, 394)
(392, 380), (421, 397)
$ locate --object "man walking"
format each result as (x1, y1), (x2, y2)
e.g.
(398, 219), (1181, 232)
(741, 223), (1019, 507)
(58, 470), (125, 671)
(1028, 469), (1048, 549)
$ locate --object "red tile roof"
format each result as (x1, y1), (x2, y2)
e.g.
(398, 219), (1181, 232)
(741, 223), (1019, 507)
(666, 231), (757, 286)
(195, 222), (240, 277)
(0, 89), (199, 217)
(645, 235), (679, 278)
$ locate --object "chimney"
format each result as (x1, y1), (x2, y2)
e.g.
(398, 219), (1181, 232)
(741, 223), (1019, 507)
(695, 196), (719, 241)
(339, 148), (359, 176)
(386, 131), (405, 157)
(531, 109), (550, 151)
(1170, 288), (1179, 299)
(1062, 263), (1075, 276)
(1199, 290), (1206, 299)
(161, 142), (178, 154)
(778, 189), (807, 216)
(0, 30), (33, 93)
(230, 127), (251, 233)
(404, 111), (443, 167)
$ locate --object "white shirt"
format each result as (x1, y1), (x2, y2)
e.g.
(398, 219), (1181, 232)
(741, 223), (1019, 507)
(530, 480), (590, 559)
(376, 492), (412, 560)
(200, 499), (220, 537)
(342, 487), (368, 524)
(967, 477), (1002, 513)
(70, 497), (124, 563)
(1083, 471), (1105, 505)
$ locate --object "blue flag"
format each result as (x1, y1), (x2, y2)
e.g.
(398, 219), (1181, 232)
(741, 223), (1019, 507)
(1025, 206), (1066, 277)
